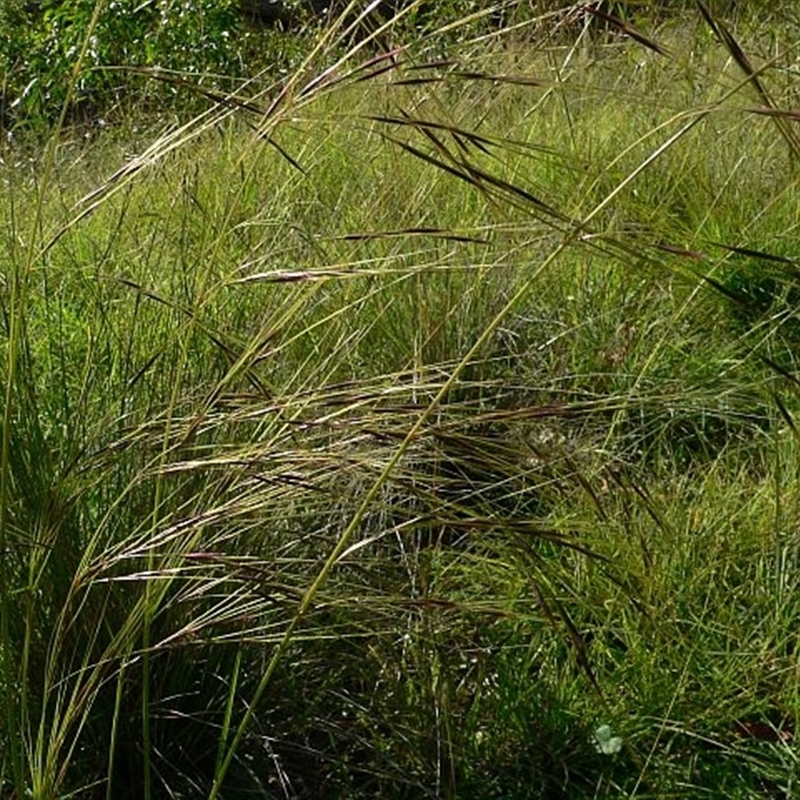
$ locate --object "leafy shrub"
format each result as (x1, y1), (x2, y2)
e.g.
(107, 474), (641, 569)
(1, 0), (250, 127)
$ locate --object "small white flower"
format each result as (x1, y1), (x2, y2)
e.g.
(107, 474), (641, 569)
(594, 724), (623, 755)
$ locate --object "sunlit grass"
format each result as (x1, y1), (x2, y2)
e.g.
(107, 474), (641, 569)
(2, 3), (800, 797)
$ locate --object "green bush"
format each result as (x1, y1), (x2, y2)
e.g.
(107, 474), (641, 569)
(1, 0), (249, 127)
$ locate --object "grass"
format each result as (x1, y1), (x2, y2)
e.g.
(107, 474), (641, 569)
(2, 2), (800, 797)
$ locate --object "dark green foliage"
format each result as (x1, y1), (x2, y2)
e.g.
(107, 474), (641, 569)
(721, 262), (800, 344)
(1, 0), (248, 127)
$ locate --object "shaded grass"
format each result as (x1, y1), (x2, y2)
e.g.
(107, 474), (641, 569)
(2, 5), (800, 797)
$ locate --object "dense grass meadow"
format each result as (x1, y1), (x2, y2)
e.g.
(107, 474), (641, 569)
(4, 1), (800, 797)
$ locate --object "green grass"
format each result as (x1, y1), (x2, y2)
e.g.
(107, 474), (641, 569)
(2, 4), (800, 798)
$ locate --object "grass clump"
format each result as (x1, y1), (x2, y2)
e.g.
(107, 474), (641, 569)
(2, 2), (800, 798)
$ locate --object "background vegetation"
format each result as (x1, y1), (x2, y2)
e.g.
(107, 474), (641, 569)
(2, 1), (800, 797)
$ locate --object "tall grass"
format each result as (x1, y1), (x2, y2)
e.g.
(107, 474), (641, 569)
(2, 2), (800, 797)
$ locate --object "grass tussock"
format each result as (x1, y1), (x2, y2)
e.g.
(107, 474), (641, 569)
(2, 2), (800, 797)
